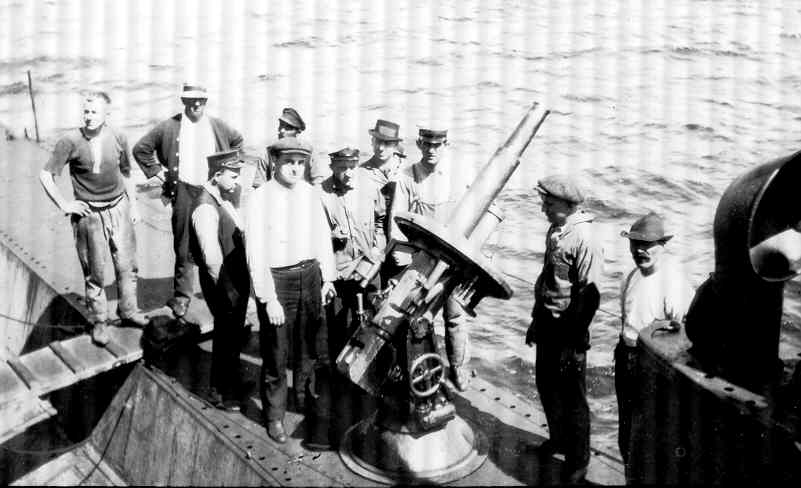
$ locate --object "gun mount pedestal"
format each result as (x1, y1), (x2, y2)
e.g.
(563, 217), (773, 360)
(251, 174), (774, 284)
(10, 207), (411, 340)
(336, 103), (549, 484)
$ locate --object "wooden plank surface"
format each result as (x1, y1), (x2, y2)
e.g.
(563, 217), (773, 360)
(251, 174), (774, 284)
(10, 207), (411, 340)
(17, 347), (75, 394)
(82, 443), (128, 486)
(59, 335), (119, 380)
(0, 360), (28, 404)
(0, 395), (56, 444)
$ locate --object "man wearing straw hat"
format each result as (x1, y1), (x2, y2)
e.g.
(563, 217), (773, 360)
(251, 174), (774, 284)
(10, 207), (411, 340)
(617, 212), (693, 470)
(133, 83), (243, 319)
(526, 174), (604, 484)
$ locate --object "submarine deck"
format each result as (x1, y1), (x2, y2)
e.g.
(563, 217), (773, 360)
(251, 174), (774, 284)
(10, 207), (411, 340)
(0, 135), (625, 485)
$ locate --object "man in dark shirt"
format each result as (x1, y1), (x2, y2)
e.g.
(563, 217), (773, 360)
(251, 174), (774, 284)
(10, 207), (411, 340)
(189, 149), (250, 412)
(526, 175), (604, 484)
(132, 84), (243, 318)
(40, 91), (148, 345)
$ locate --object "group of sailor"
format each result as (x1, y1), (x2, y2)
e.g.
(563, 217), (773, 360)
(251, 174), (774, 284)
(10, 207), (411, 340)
(40, 84), (695, 483)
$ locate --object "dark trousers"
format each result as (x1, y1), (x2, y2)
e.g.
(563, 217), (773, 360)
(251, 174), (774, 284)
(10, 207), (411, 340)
(324, 280), (373, 444)
(614, 340), (638, 465)
(198, 270), (249, 400)
(172, 181), (203, 302)
(257, 260), (324, 422)
(535, 341), (590, 470)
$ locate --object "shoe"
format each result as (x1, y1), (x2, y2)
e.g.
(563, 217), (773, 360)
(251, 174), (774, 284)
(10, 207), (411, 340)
(302, 440), (332, 452)
(562, 463), (588, 484)
(167, 297), (190, 318)
(267, 420), (287, 444)
(206, 388), (223, 408)
(91, 322), (110, 346)
(535, 439), (563, 457)
(121, 312), (150, 328)
(220, 399), (241, 413)
(451, 366), (470, 392)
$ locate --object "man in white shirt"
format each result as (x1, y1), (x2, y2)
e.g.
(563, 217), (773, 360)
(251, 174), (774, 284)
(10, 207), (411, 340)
(617, 212), (694, 467)
(389, 126), (473, 391)
(245, 137), (336, 444)
(189, 149), (249, 413)
(133, 84), (243, 319)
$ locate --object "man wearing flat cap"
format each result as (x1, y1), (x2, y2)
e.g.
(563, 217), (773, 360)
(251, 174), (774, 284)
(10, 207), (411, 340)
(616, 212), (693, 471)
(253, 107), (324, 188)
(245, 137), (337, 445)
(389, 125), (474, 391)
(189, 149), (250, 412)
(319, 147), (386, 445)
(133, 83), (243, 319)
(526, 174), (604, 484)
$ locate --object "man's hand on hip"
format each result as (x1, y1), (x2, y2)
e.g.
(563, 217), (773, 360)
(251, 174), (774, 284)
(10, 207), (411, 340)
(63, 200), (91, 217)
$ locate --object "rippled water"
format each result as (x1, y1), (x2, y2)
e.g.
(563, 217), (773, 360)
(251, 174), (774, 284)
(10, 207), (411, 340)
(2, 0), (801, 450)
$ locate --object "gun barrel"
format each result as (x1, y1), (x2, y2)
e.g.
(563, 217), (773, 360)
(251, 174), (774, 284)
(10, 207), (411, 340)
(449, 102), (550, 237)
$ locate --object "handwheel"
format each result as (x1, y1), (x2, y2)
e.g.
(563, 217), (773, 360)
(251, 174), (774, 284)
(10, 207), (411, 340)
(409, 353), (445, 398)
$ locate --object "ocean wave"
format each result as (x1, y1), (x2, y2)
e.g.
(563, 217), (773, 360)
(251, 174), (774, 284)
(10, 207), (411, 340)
(0, 81), (27, 96)
(273, 37), (321, 49)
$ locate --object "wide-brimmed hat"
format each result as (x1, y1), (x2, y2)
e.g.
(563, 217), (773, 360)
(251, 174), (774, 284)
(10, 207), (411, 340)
(535, 175), (584, 204)
(207, 149), (244, 174)
(279, 107), (306, 131)
(368, 119), (402, 142)
(180, 83), (208, 99)
(621, 212), (673, 242)
(267, 137), (312, 159)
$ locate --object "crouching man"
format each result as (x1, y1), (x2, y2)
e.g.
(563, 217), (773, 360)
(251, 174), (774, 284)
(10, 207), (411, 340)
(189, 149), (250, 412)
(245, 137), (337, 444)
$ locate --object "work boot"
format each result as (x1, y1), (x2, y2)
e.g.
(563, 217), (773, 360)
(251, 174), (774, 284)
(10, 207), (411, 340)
(267, 419), (288, 444)
(91, 322), (110, 346)
(167, 297), (190, 318)
(562, 463), (588, 485)
(451, 365), (470, 392)
(121, 311), (150, 328)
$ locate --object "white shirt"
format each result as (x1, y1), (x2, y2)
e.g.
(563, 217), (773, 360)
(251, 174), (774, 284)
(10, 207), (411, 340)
(620, 257), (695, 346)
(178, 115), (216, 186)
(191, 182), (242, 281)
(245, 179), (336, 303)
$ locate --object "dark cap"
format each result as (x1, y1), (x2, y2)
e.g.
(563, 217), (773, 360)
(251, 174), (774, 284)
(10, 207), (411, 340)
(418, 126), (448, 142)
(621, 212), (673, 242)
(180, 83), (208, 99)
(329, 147), (360, 162)
(207, 150), (244, 174)
(267, 137), (313, 158)
(535, 175), (585, 204)
(279, 107), (306, 131)
(368, 119), (402, 142)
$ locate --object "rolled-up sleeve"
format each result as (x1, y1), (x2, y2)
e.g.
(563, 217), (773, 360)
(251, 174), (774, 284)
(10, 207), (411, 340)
(192, 204), (222, 281)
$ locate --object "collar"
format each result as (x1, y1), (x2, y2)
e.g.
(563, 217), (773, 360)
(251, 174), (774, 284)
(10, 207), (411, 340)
(80, 125), (105, 141)
(202, 181), (224, 205)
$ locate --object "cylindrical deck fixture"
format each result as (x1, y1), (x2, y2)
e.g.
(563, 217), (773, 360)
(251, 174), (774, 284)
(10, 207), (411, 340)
(448, 102), (549, 238)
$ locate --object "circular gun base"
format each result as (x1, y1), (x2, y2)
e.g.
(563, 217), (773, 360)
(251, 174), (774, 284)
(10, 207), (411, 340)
(339, 413), (488, 485)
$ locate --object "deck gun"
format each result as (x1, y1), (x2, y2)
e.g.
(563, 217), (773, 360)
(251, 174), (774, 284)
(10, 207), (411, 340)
(335, 103), (549, 484)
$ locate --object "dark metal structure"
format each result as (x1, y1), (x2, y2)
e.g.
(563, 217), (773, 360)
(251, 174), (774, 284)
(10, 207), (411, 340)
(336, 103), (549, 483)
